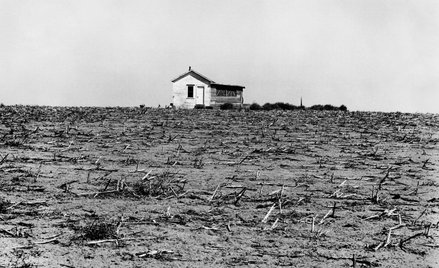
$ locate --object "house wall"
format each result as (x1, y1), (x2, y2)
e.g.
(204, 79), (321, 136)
(172, 75), (211, 108)
(210, 88), (243, 106)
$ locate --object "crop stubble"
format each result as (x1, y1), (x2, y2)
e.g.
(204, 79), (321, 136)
(0, 106), (438, 267)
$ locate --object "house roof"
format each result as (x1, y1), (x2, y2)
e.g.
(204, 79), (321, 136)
(171, 69), (215, 84)
(211, 83), (245, 90)
(171, 68), (245, 90)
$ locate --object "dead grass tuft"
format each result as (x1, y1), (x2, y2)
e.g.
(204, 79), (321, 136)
(81, 220), (119, 240)
(133, 171), (185, 198)
(0, 197), (12, 213)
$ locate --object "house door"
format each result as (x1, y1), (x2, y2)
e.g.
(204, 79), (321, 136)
(196, 86), (205, 105)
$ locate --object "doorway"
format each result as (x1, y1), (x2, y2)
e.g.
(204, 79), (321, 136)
(197, 86), (205, 106)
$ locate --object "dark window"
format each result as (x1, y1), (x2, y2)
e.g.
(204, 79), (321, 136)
(187, 85), (194, 98)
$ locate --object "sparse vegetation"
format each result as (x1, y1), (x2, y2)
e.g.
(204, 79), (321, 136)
(262, 102), (277, 110)
(194, 104), (205, 109)
(132, 171), (185, 197)
(339, 104), (348, 111)
(0, 105), (437, 267)
(0, 197), (12, 213)
(247, 102), (348, 111)
(9, 250), (36, 268)
(219, 102), (234, 110)
(309, 104), (340, 111)
(81, 219), (120, 240)
(249, 103), (262, 111)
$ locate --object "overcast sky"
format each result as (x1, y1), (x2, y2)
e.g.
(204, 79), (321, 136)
(1, 0), (438, 113)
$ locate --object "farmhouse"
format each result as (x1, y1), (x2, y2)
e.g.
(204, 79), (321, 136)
(171, 67), (245, 109)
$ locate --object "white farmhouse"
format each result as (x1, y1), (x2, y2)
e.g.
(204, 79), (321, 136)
(171, 67), (245, 109)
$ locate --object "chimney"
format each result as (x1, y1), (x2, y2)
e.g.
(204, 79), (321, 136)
(189, 66), (191, 71)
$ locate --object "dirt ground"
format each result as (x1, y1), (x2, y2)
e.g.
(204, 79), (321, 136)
(0, 106), (438, 268)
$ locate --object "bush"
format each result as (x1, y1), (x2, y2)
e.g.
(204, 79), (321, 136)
(339, 105), (348, 111)
(132, 171), (186, 198)
(249, 103), (262, 111)
(0, 198), (11, 213)
(194, 104), (205, 109)
(262, 103), (278, 111)
(219, 103), (234, 110)
(309, 104), (324, 111)
(275, 102), (299, 110)
(309, 104), (347, 111)
(262, 102), (300, 111)
(323, 104), (338, 111)
(252, 102), (347, 111)
(81, 220), (119, 240)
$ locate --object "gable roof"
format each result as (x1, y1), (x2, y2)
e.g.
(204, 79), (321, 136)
(171, 69), (215, 84)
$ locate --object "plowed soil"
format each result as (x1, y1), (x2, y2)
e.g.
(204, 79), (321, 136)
(0, 106), (438, 267)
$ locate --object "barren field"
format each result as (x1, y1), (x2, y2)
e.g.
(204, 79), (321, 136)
(0, 106), (438, 268)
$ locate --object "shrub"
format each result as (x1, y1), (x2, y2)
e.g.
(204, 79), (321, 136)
(219, 103), (234, 110)
(339, 105), (348, 111)
(309, 104), (347, 111)
(249, 103), (262, 111)
(309, 104), (324, 111)
(275, 102), (287, 110)
(0, 198), (11, 213)
(262, 103), (278, 111)
(323, 104), (337, 111)
(255, 102), (347, 111)
(82, 220), (119, 240)
(194, 104), (205, 109)
(132, 171), (185, 198)
(262, 103), (270, 110)
(275, 102), (299, 110)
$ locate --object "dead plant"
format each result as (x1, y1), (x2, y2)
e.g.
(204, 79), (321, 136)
(132, 171), (185, 198)
(81, 219), (120, 241)
(0, 197), (12, 213)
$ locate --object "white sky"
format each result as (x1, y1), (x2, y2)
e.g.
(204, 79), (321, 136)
(1, 0), (438, 113)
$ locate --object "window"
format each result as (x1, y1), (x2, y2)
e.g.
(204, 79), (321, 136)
(216, 89), (237, 97)
(187, 85), (194, 98)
